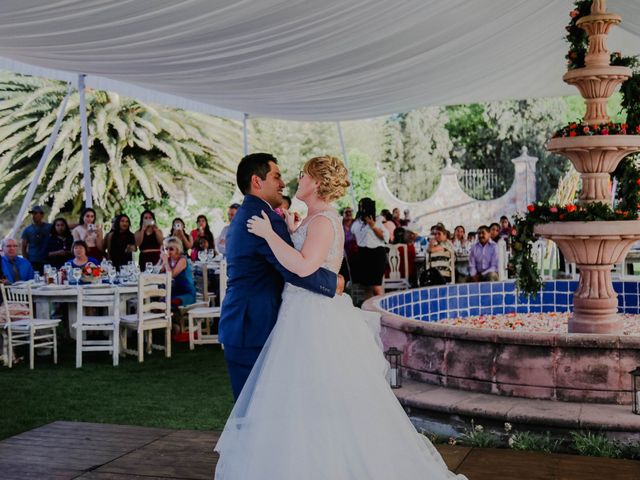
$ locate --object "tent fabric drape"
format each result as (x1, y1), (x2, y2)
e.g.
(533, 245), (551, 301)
(0, 0), (639, 121)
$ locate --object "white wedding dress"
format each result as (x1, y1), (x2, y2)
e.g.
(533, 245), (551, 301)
(215, 210), (466, 480)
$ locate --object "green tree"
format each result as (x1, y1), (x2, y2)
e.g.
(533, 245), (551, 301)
(446, 98), (569, 201)
(381, 107), (452, 202)
(0, 72), (240, 222)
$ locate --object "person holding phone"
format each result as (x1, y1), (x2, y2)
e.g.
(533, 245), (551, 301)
(72, 208), (104, 261)
(168, 217), (193, 255)
(135, 210), (163, 269)
(104, 214), (137, 268)
(350, 197), (389, 299)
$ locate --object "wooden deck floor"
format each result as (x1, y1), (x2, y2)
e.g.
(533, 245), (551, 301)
(0, 421), (639, 479)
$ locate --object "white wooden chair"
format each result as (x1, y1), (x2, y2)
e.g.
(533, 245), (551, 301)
(188, 259), (227, 350)
(1, 284), (60, 369)
(120, 272), (172, 362)
(74, 286), (120, 368)
(383, 245), (411, 292)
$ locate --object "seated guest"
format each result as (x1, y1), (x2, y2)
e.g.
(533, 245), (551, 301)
(1, 238), (34, 283)
(65, 240), (99, 269)
(380, 209), (396, 243)
(104, 214), (136, 269)
(452, 225), (471, 282)
(467, 230), (477, 244)
(275, 195), (292, 218)
(468, 226), (499, 282)
(21, 205), (52, 273)
(46, 218), (74, 268)
(160, 237), (196, 309)
(427, 225), (455, 283)
(72, 208), (104, 261)
(190, 215), (215, 261)
(489, 222), (503, 244)
(391, 208), (402, 227)
(216, 203), (240, 256)
(401, 208), (411, 227)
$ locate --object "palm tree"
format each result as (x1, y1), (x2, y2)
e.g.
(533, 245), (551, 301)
(0, 71), (241, 219)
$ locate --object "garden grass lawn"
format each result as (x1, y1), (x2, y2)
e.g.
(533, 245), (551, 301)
(0, 340), (234, 440)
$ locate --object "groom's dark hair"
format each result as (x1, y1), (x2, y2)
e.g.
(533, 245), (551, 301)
(237, 153), (278, 195)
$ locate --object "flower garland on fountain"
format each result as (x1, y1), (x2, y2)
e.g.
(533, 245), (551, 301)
(511, 0), (640, 335)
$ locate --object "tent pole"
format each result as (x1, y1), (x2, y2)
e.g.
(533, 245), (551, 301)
(336, 121), (357, 210)
(10, 83), (74, 238)
(78, 74), (93, 208)
(242, 113), (249, 156)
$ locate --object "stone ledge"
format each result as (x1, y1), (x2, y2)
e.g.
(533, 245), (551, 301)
(395, 379), (640, 432)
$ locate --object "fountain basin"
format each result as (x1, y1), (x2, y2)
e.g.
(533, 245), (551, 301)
(363, 280), (640, 404)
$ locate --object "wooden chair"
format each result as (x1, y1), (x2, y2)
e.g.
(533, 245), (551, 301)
(188, 259), (227, 350)
(74, 286), (120, 368)
(1, 284), (60, 369)
(383, 244), (411, 292)
(120, 272), (172, 362)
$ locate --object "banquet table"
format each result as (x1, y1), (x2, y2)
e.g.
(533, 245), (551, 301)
(31, 283), (138, 339)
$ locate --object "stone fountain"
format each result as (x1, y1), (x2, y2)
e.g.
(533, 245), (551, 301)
(535, 0), (640, 334)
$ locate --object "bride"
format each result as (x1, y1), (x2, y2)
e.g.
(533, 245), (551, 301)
(214, 155), (466, 480)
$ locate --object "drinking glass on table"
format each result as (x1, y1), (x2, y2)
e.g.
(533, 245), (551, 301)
(207, 249), (215, 262)
(72, 268), (82, 285)
(198, 250), (207, 263)
(108, 265), (117, 284)
(145, 262), (153, 274)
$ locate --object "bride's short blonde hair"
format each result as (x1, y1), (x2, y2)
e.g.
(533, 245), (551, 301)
(303, 155), (351, 202)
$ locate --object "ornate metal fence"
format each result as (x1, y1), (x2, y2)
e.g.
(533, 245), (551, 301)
(458, 168), (507, 200)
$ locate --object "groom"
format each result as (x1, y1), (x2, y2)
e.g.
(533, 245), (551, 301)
(219, 153), (342, 400)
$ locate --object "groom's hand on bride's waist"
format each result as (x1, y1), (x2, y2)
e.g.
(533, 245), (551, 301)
(336, 274), (345, 295)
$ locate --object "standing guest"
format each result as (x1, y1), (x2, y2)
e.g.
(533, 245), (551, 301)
(391, 207), (402, 227)
(72, 208), (104, 261)
(390, 227), (417, 285)
(216, 203), (240, 256)
(104, 214), (136, 269)
(380, 209), (396, 243)
(468, 226), (499, 282)
(499, 216), (512, 239)
(65, 240), (99, 269)
(1, 238), (35, 283)
(160, 237), (196, 312)
(190, 215), (215, 261)
(21, 205), (52, 273)
(401, 208), (411, 227)
(340, 206), (357, 282)
(351, 197), (389, 299)
(168, 217), (193, 255)
(46, 218), (74, 268)
(135, 210), (164, 269)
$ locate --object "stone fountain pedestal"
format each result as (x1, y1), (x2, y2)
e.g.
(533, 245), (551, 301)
(535, 221), (640, 333)
(533, 0), (640, 334)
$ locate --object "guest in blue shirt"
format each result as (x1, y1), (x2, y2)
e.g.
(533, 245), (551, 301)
(1, 238), (35, 283)
(160, 236), (196, 311)
(468, 226), (499, 282)
(21, 205), (52, 273)
(65, 240), (99, 269)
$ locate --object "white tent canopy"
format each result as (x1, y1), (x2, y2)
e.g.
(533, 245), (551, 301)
(1, 0), (640, 122)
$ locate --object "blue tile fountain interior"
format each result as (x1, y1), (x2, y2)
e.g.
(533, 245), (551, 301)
(378, 280), (640, 321)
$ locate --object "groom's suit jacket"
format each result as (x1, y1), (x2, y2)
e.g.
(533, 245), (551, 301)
(219, 194), (337, 348)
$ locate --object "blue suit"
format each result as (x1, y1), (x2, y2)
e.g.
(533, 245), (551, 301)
(219, 194), (337, 399)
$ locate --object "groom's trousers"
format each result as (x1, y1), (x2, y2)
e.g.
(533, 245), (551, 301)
(223, 345), (262, 401)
